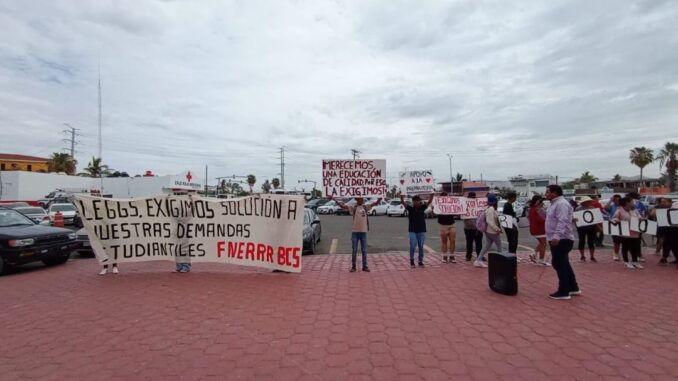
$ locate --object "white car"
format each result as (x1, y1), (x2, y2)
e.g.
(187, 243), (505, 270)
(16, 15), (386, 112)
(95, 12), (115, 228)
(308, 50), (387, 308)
(48, 203), (78, 225)
(368, 200), (390, 216)
(317, 201), (340, 214)
(386, 200), (409, 217)
(498, 200), (524, 218)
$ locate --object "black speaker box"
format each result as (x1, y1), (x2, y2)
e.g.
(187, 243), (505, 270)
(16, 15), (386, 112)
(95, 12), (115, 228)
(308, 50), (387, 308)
(488, 252), (518, 295)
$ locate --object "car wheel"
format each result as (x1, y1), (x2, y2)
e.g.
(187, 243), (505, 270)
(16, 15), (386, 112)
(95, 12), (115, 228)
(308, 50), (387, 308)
(309, 236), (317, 255)
(42, 253), (70, 267)
(371, 209), (377, 216)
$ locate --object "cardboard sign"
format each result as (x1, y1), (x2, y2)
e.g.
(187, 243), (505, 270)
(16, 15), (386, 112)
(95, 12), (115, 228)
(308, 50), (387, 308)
(574, 209), (604, 227)
(399, 170), (434, 195)
(322, 160), (387, 197)
(498, 215), (515, 229)
(432, 196), (467, 215)
(630, 217), (657, 236)
(74, 194), (305, 272)
(603, 220), (631, 237)
(656, 209), (678, 227)
(462, 198), (488, 219)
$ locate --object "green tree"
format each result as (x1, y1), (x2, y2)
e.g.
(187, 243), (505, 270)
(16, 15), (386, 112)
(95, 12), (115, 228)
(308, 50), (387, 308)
(387, 185), (398, 198)
(261, 180), (271, 194)
(455, 173), (466, 182)
(247, 174), (256, 194)
(629, 146), (654, 183)
(84, 157), (110, 177)
(271, 178), (280, 189)
(612, 174), (622, 181)
(48, 152), (77, 175)
(657, 141), (678, 191)
(577, 171), (597, 184)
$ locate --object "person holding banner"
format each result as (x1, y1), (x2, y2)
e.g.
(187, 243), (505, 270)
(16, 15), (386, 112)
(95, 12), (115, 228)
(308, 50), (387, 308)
(527, 195), (550, 266)
(401, 194), (428, 268)
(545, 185), (580, 300)
(332, 196), (382, 272)
(605, 195), (623, 261)
(475, 194), (503, 268)
(502, 192), (520, 255)
(463, 192), (483, 262)
(431, 192), (460, 263)
(652, 198), (676, 266)
(612, 196), (644, 269)
(575, 197), (598, 263)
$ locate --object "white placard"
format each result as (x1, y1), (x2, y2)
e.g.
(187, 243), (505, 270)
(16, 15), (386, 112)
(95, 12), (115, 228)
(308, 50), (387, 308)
(574, 209), (604, 227)
(322, 159), (387, 198)
(498, 214), (515, 229)
(656, 209), (678, 227)
(630, 217), (657, 236)
(398, 170), (434, 195)
(603, 220), (631, 237)
(432, 196), (467, 215)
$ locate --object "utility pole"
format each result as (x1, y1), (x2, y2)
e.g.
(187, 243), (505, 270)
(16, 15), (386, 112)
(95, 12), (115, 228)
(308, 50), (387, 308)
(62, 123), (80, 158)
(97, 59), (104, 192)
(351, 149), (361, 160)
(446, 153), (453, 193)
(298, 179), (317, 196)
(205, 164), (208, 194)
(280, 147), (286, 191)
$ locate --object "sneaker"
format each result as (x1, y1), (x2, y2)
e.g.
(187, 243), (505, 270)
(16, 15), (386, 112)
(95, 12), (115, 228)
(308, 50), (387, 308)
(569, 289), (582, 296)
(613, 255), (620, 261)
(537, 259), (552, 266)
(659, 258), (668, 266)
(473, 261), (487, 268)
(442, 256), (448, 263)
(638, 257), (645, 262)
(418, 262), (425, 267)
(632, 262), (644, 269)
(449, 256), (456, 263)
(350, 267), (356, 272)
(549, 292), (571, 300)
(98, 268), (107, 276)
(624, 262), (635, 269)
(112, 266), (119, 274)
(410, 261), (416, 268)
(179, 267), (190, 273)
(590, 257), (597, 263)
(529, 253), (537, 263)
(362, 267), (371, 272)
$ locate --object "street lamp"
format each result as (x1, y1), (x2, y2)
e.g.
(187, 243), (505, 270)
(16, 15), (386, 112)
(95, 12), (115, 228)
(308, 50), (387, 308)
(446, 153), (453, 193)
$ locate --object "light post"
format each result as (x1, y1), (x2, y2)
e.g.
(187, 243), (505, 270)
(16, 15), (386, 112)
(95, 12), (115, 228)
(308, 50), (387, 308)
(446, 153), (453, 193)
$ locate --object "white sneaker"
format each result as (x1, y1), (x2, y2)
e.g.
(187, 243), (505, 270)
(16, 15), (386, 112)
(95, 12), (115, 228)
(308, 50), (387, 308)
(613, 255), (620, 261)
(98, 268), (107, 275)
(538, 259), (552, 266)
(632, 262), (644, 269)
(112, 266), (119, 274)
(474, 261), (487, 268)
(624, 262), (635, 269)
(638, 257), (645, 262)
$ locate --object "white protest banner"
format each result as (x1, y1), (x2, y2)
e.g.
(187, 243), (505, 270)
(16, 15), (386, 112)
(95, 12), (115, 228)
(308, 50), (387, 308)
(630, 217), (657, 236)
(462, 198), (488, 219)
(432, 196), (467, 215)
(656, 209), (678, 227)
(322, 159), (387, 197)
(74, 194), (305, 272)
(603, 220), (631, 237)
(498, 215), (515, 229)
(399, 170), (434, 195)
(574, 209), (604, 227)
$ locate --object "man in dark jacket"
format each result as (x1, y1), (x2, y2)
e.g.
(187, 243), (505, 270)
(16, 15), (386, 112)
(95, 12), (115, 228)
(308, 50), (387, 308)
(503, 192), (519, 255)
(401, 194), (428, 268)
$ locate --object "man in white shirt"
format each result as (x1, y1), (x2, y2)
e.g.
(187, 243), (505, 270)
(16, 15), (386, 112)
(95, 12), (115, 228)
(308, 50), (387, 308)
(333, 197), (382, 272)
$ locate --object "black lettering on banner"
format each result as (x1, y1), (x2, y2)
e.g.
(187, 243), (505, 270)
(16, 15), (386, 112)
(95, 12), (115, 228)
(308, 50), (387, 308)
(582, 210), (594, 224)
(638, 219), (648, 233)
(78, 199), (91, 220)
(92, 199), (104, 220)
(287, 200), (298, 220)
(607, 221), (622, 236)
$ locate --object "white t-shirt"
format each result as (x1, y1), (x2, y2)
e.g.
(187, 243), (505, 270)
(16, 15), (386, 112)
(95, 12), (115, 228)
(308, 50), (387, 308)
(348, 204), (373, 233)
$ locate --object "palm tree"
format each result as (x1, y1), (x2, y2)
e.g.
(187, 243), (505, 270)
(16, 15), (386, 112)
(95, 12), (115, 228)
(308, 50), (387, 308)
(84, 157), (110, 177)
(261, 180), (271, 194)
(48, 152), (77, 175)
(578, 171), (597, 184)
(612, 174), (622, 181)
(247, 174), (256, 194)
(271, 178), (280, 190)
(629, 146), (654, 184)
(657, 141), (678, 191)
(455, 173), (467, 182)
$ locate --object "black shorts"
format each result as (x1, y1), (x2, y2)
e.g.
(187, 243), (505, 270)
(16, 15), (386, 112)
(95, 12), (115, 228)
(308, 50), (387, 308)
(612, 236), (622, 245)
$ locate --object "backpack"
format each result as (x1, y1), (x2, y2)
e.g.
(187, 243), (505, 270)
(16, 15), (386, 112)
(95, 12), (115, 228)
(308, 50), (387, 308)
(476, 208), (488, 232)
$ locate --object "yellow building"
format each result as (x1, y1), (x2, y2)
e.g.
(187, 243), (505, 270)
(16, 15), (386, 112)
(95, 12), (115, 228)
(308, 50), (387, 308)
(0, 154), (50, 172)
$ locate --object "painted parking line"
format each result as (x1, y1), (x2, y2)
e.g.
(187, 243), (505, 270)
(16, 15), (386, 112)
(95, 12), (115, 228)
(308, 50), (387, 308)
(501, 241), (534, 253)
(423, 245), (436, 254)
(329, 238), (338, 254)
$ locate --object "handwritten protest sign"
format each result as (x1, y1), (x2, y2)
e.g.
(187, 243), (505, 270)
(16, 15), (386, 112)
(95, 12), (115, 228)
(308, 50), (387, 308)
(74, 194), (305, 272)
(630, 217), (657, 236)
(656, 209), (678, 227)
(322, 159), (387, 197)
(432, 196), (467, 215)
(574, 209), (604, 227)
(498, 215), (515, 229)
(462, 198), (488, 219)
(399, 170), (434, 195)
(603, 220), (631, 237)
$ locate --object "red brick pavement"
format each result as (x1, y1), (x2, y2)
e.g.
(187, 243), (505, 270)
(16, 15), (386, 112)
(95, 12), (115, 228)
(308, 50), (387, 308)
(1, 250), (677, 381)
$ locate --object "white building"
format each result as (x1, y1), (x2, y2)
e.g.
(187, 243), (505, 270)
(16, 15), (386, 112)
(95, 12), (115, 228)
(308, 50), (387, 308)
(0, 170), (202, 200)
(508, 174), (556, 196)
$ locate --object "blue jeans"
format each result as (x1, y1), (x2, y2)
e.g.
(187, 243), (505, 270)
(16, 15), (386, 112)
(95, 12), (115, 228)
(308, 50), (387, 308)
(409, 232), (426, 263)
(351, 232), (368, 269)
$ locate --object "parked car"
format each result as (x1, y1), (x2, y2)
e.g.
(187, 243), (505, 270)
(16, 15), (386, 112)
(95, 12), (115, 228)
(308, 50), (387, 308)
(369, 200), (390, 216)
(48, 203), (78, 225)
(305, 198), (330, 212)
(0, 202), (30, 209)
(387, 200), (409, 217)
(74, 228), (94, 256)
(498, 200), (524, 218)
(13, 206), (51, 225)
(0, 207), (78, 275)
(317, 201), (340, 214)
(303, 208), (321, 254)
(335, 198), (356, 216)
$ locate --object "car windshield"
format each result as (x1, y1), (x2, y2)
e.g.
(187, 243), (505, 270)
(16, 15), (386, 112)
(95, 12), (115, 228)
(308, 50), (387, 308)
(17, 208), (45, 215)
(0, 209), (35, 227)
(389, 201), (400, 205)
(51, 204), (76, 212)
(304, 211), (311, 224)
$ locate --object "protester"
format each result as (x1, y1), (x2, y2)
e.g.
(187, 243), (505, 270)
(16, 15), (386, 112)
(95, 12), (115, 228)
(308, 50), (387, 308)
(528, 195), (550, 266)
(604, 195), (623, 261)
(628, 192), (648, 256)
(591, 195), (606, 247)
(653, 198), (676, 266)
(475, 194), (502, 268)
(98, 255), (119, 275)
(463, 192), (483, 261)
(429, 192), (459, 263)
(333, 196), (382, 272)
(502, 192), (519, 255)
(612, 196), (643, 269)
(545, 185), (580, 300)
(401, 194), (428, 268)
(575, 196), (598, 263)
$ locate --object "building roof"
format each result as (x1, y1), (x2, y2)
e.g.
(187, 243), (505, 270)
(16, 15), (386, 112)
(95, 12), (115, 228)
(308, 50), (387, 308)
(0, 153), (50, 162)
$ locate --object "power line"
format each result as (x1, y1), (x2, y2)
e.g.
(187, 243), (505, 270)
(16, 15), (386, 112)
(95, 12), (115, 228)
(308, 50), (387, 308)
(351, 149), (361, 160)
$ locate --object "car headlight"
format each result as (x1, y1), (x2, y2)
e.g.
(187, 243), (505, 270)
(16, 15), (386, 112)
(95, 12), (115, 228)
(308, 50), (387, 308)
(68, 233), (77, 240)
(9, 238), (35, 247)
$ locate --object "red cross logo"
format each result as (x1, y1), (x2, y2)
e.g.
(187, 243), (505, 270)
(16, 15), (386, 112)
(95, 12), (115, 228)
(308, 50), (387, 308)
(186, 172), (193, 182)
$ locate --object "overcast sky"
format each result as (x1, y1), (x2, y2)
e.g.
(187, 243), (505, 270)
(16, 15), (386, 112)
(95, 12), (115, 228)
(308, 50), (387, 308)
(1, 0), (677, 190)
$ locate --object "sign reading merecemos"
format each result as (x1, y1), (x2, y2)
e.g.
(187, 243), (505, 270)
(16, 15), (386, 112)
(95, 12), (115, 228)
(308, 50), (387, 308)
(74, 194), (304, 272)
(322, 159), (387, 197)
(399, 170), (434, 195)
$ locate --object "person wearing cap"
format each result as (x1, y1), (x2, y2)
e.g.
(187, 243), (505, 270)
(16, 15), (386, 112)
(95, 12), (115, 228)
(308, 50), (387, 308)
(574, 196), (598, 262)
(400, 194), (429, 268)
(544, 185), (580, 300)
(474, 193), (502, 268)
(463, 192), (484, 261)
